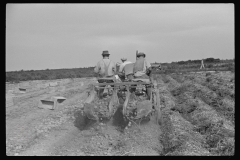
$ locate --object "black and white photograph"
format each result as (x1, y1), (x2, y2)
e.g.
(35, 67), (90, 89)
(6, 3), (234, 156)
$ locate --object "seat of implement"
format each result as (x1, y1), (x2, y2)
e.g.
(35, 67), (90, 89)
(97, 77), (116, 81)
(132, 78), (151, 83)
(97, 77), (116, 83)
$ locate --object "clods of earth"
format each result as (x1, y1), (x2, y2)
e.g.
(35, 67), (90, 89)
(6, 72), (235, 156)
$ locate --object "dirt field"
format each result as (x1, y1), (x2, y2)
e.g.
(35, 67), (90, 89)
(6, 71), (235, 156)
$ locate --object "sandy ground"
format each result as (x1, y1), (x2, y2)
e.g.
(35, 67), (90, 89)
(6, 72), (235, 156)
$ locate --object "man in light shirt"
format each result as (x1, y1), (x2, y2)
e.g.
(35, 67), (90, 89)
(133, 52), (152, 99)
(94, 50), (116, 98)
(133, 52), (152, 78)
(118, 58), (132, 81)
(94, 50), (116, 78)
(119, 58), (132, 73)
(200, 59), (205, 69)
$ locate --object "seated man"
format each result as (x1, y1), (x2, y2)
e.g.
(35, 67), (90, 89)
(118, 57), (132, 81)
(133, 52), (152, 79)
(122, 62), (135, 81)
(133, 52), (152, 99)
(94, 50), (116, 98)
(120, 62), (135, 92)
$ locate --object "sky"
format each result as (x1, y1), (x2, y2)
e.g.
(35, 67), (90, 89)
(6, 3), (234, 71)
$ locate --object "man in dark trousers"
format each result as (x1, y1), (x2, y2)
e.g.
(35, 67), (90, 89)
(94, 50), (116, 98)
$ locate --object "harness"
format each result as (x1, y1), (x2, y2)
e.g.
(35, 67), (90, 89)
(103, 60), (112, 77)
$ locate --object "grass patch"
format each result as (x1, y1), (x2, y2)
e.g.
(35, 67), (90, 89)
(159, 109), (209, 155)
(193, 120), (234, 155)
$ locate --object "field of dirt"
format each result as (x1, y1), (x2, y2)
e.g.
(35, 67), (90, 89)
(6, 71), (235, 156)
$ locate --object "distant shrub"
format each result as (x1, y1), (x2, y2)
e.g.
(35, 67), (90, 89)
(205, 58), (215, 63)
(227, 65), (234, 72)
(6, 67), (95, 82)
(208, 64), (213, 68)
(177, 61), (186, 65)
(214, 59), (220, 63)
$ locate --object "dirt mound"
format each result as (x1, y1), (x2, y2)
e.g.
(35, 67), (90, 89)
(158, 72), (234, 156)
(159, 109), (209, 156)
(74, 110), (98, 131)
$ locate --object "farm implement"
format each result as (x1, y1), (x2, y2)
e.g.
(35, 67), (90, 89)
(83, 75), (162, 124)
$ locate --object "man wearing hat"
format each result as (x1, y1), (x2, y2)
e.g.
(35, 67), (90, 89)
(133, 52), (152, 78)
(200, 59), (205, 69)
(94, 50), (116, 78)
(118, 57), (132, 81)
(133, 52), (152, 99)
(94, 50), (116, 98)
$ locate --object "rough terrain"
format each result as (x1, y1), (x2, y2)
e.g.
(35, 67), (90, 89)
(6, 71), (235, 156)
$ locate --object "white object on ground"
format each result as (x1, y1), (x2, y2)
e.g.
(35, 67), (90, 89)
(38, 96), (66, 110)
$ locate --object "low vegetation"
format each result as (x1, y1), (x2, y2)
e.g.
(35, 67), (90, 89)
(6, 67), (95, 83)
(6, 58), (234, 83)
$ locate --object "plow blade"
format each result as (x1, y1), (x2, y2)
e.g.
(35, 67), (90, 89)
(83, 84), (119, 121)
(135, 100), (152, 119)
(83, 103), (99, 121)
(83, 85), (98, 120)
(108, 89), (119, 117)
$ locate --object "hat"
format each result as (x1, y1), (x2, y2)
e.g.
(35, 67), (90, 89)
(102, 50), (110, 56)
(121, 57), (127, 61)
(137, 52), (145, 57)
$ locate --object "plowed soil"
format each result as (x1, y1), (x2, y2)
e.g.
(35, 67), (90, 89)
(6, 71), (235, 156)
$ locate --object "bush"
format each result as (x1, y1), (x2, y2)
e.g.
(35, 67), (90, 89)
(227, 65), (234, 72)
(205, 58), (215, 63)
(6, 67), (95, 82)
(208, 64), (213, 68)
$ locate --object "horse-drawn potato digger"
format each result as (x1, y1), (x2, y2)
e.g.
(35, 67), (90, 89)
(83, 53), (163, 126)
